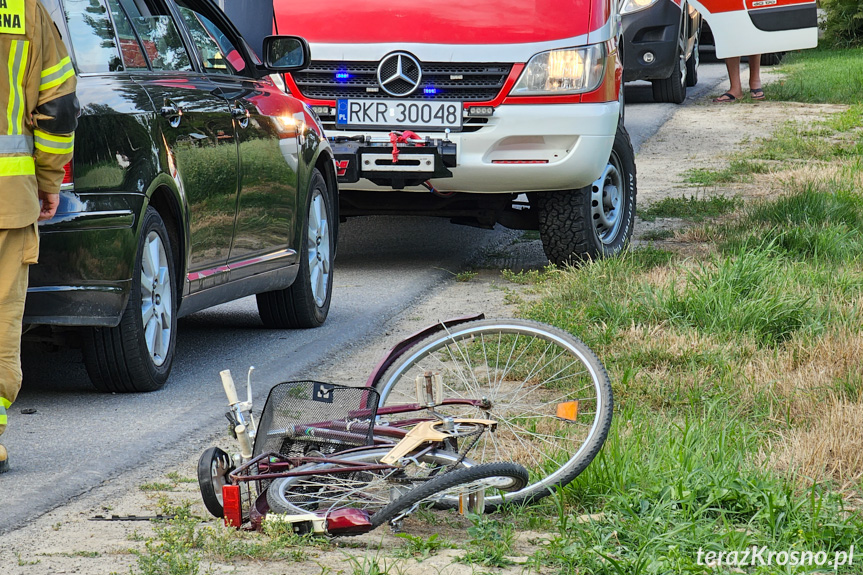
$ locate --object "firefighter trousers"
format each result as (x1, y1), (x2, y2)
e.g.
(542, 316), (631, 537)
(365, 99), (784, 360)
(0, 224), (38, 437)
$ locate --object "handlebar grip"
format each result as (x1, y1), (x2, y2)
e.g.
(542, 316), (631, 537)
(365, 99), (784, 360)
(220, 369), (239, 405)
(235, 424), (253, 460)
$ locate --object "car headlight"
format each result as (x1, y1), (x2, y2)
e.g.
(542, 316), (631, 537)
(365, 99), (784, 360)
(620, 0), (661, 15)
(511, 45), (606, 96)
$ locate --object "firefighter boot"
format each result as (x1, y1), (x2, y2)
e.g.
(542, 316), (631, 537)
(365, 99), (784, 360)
(0, 444), (8, 474)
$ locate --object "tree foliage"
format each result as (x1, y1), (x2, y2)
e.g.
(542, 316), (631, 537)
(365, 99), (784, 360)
(820, 0), (863, 48)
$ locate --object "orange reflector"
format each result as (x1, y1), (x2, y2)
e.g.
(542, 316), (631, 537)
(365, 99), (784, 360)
(556, 401), (579, 421)
(222, 484), (242, 528)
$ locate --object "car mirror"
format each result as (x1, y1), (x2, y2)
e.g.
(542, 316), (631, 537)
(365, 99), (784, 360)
(262, 35), (311, 72)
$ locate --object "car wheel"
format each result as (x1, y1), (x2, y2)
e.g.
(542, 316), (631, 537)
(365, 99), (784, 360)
(82, 207), (177, 392)
(652, 21), (687, 104)
(686, 22), (700, 87)
(536, 124), (637, 266)
(257, 168), (333, 328)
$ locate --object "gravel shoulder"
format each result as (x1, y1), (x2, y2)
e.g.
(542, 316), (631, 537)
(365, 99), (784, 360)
(0, 99), (844, 575)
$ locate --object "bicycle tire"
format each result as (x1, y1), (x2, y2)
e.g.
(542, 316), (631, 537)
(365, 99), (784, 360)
(266, 447), (467, 516)
(373, 318), (613, 507)
(370, 462), (528, 529)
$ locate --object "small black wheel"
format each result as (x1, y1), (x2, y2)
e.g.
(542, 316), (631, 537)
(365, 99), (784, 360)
(536, 124), (637, 265)
(370, 463), (529, 528)
(82, 206), (177, 392)
(257, 168), (334, 328)
(197, 447), (234, 518)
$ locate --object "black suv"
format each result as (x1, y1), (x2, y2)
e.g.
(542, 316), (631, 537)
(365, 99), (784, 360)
(621, 0), (702, 104)
(25, 0), (338, 392)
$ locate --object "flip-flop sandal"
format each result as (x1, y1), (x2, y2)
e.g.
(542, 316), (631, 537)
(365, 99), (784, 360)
(712, 92), (737, 103)
(750, 88), (765, 100)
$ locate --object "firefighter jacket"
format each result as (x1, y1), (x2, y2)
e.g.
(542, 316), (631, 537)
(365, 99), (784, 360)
(0, 0), (78, 230)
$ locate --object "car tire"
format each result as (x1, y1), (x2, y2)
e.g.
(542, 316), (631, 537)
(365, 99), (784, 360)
(82, 207), (177, 392)
(652, 21), (687, 104)
(257, 168), (333, 328)
(686, 22), (700, 87)
(536, 124), (637, 266)
(760, 52), (784, 66)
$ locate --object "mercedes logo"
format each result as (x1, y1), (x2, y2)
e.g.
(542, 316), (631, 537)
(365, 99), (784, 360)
(377, 52), (422, 97)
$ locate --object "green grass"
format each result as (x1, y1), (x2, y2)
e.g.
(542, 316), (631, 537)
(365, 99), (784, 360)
(639, 194), (740, 222)
(530, 406), (863, 574)
(683, 159), (770, 186)
(766, 47), (863, 104)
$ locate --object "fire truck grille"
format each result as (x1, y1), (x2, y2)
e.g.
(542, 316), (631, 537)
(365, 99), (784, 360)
(292, 61), (513, 102)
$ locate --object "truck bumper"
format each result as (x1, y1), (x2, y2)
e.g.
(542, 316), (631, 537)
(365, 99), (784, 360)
(622, 0), (682, 83)
(333, 102), (619, 194)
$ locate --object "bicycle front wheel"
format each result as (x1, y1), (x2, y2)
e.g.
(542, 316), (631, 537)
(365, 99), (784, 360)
(266, 447), (466, 517)
(374, 318), (613, 507)
(371, 462), (528, 529)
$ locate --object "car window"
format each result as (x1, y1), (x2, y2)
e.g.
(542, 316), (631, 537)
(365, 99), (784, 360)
(105, 0), (148, 69)
(63, 0), (123, 73)
(117, 0), (192, 71)
(174, 1), (246, 75)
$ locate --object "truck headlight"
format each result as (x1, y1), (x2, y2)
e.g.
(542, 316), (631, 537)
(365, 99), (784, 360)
(620, 0), (661, 15)
(511, 45), (606, 96)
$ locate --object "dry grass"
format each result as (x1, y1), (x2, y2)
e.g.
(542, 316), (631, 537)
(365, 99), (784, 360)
(768, 397), (863, 489)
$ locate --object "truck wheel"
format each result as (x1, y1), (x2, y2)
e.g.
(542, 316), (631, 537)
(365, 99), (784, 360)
(652, 22), (687, 104)
(686, 22), (700, 87)
(257, 168), (333, 328)
(760, 52), (784, 66)
(82, 207), (177, 392)
(537, 125), (636, 266)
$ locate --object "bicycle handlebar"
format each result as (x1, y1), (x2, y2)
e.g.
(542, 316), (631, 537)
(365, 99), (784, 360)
(220, 370), (239, 406)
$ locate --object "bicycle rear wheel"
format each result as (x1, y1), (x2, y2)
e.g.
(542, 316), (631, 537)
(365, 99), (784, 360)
(266, 447), (465, 516)
(371, 462), (528, 529)
(373, 318), (613, 507)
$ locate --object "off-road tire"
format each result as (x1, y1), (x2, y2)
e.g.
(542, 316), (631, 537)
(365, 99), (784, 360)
(536, 124), (636, 266)
(82, 207), (177, 392)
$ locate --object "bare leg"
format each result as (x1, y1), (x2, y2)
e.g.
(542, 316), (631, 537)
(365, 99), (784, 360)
(724, 57), (744, 99)
(748, 54), (762, 90)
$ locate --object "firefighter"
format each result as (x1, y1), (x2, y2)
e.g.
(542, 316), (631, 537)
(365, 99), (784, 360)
(0, 0), (78, 473)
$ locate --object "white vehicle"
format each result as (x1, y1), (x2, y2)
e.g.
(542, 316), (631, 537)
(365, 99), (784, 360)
(268, 0), (817, 265)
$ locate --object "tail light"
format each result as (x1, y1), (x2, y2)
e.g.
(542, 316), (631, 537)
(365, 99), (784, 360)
(62, 161), (73, 185)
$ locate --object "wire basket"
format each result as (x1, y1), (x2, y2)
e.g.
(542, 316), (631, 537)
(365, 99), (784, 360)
(253, 381), (380, 458)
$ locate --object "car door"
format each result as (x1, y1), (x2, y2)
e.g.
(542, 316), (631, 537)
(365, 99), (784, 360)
(171, 0), (300, 281)
(692, 0), (817, 57)
(118, 0), (239, 291)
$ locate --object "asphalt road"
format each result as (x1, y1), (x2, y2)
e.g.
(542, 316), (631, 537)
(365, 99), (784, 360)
(0, 61), (731, 534)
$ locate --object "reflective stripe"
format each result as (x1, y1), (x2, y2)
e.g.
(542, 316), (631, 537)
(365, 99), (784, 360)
(0, 134), (32, 153)
(0, 397), (10, 409)
(40, 56), (75, 91)
(34, 130), (73, 154)
(0, 404), (6, 426)
(0, 155), (35, 176)
(6, 40), (28, 135)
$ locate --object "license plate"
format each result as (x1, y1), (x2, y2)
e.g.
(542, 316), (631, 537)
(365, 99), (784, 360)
(336, 99), (462, 129)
